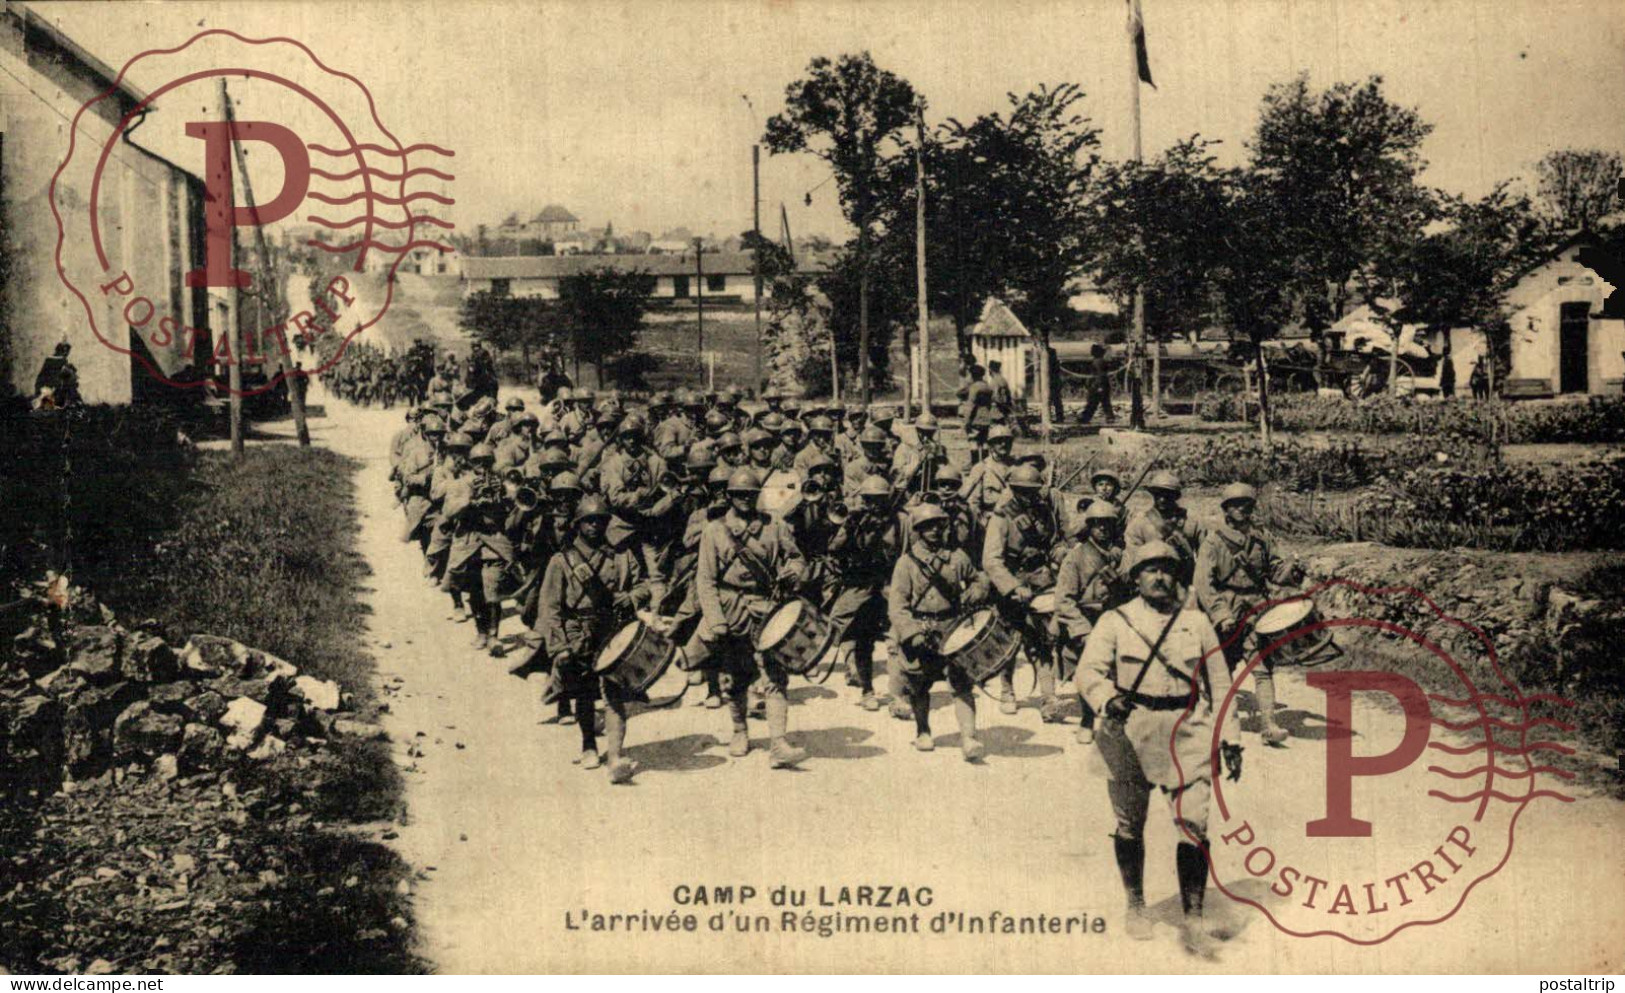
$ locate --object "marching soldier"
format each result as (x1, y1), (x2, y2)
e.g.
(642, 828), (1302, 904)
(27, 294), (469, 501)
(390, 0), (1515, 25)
(1052, 501), (1132, 744)
(599, 413), (677, 605)
(868, 405), (899, 461)
(1077, 540), (1242, 950)
(653, 392), (697, 450)
(1194, 482), (1304, 746)
(396, 414), (442, 551)
(1124, 470), (1202, 590)
(960, 424), (1017, 521)
(427, 432), (474, 621)
(444, 443), (516, 653)
(536, 495), (650, 783)
(960, 363), (995, 460)
(1088, 468), (1127, 523)
(912, 461), (976, 554)
(843, 426), (892, 500)
(889, 502), (991, 761)
(893, 411), (948, 500)
(794, 416), (841, 479)
(826, 474), (904, 710)
(680, 468), (809, 768)
(981, 463), (1066, 717)
(716, 431), (746, 470)
(743, 426), (780, 476)
(835, 404), (868, 465)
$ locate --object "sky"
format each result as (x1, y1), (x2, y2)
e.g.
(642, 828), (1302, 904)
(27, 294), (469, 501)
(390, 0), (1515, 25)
(39, 0), (1625, 246)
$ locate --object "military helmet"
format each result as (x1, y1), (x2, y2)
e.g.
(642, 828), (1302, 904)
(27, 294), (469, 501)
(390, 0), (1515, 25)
(1145, 470), (1183, 496)
(987, 424), (1014, 443)
(708, 464), (734, 487)
(934, 461), (963, 484)
(859, 425), (889, 445)
(618, 412), (647, 437)
(717, 431), (743, 452)
(845, 402), (867, 418)
(869, 405), (896, 424)
(1084, 499), (1120, 522)
(594, 405), (620, 426)
(1221, 482), (1259, 507)
(743, 427), (774, 448)
(915, 411), (939, 431)
(421, 416), (446, 435)
(505, 397), (525, 411)
(444, 432), (474, 451)
(859, 475), (892, 498)
(1009, 464), (1044, 489)
(515, 411), (539, 427)
(468, 443), (496, 463)
(686, 446), (718, 471)
(759, 412), (787, 433)
(550, 471), (582, 494)
(574, 494), (612, 523)
(727, 467), (764, 493)
(910, 502), (949, 528)
(1091, 468), (1122, 487)
(704, 409), (731, 431)
(1126, 540), (1181, 577)
(807, 415), (835, 434)
(799, 449), (834, 473)
(538, 447), (572, 469)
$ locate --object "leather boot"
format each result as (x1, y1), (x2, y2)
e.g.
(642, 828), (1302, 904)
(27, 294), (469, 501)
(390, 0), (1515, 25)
(1114, 835), (1153, 940)
(1177, 841), (1218, 955)
(470, 605), (490, 650)
(605, 706), (635, 784)
(1255, 674), (1288, 745)
(727, 696), (751, 757)
(766, 695), (806, 768)
(487, 605), (505, 656)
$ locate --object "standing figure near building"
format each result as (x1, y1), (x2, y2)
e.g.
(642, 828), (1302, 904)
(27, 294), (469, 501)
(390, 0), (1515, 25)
(1077, 541), (1242, 951)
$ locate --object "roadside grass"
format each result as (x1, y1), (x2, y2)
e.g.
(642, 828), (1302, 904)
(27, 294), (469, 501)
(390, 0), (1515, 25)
(87, 447), (423, 972)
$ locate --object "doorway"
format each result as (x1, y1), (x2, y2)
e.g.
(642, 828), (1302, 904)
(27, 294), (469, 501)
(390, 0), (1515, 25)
(1558, 302), (1590, 394)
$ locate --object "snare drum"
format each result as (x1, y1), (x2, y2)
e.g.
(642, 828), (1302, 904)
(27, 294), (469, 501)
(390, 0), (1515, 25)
(595, 620), (677, 693)
(1251, 598), (1341, 667)
(755, 598), (837, 675)
(939, 608), (1021, 685)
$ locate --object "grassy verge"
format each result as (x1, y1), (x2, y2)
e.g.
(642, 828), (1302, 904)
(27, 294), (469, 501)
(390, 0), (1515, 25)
(2, 446), (423, 974)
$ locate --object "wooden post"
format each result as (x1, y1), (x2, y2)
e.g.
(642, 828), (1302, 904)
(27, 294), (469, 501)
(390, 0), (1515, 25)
(752, 144), (763, 394)
(914, 101), (930, 420)
(694, 237), (705, 382)
(223, 82), (309, 447)
(218, 80), (244, 459)
(1127, 1), (1147, 430)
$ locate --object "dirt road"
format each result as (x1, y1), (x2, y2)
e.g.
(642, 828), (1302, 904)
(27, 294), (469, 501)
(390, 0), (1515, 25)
(298, 386), (1623, 974)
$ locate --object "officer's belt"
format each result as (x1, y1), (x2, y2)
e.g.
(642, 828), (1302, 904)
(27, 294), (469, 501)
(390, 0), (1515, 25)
(1122, 691), (1191, 711)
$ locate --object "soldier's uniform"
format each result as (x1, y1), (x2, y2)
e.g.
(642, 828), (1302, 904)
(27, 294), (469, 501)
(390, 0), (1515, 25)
(1077, 541), (1240, 944)
(1123, 471), (1202, 590)
(981, 465), (1066, 714)
(396, 420), (441, 549)
(1052, 502), (1132, 740)
(681, 470), (809, 767)
(889, 503), (991, 760)
(959, 425), (1017, 521)
(1194, 482), (1303, 745)
(834, 407), (868, 465)
(598, 416), (677, 603)
(825, 476), (904, 710)
(842, 427), (892, 501)
(444, 445), (516, 652)
(536, 497), (649, 782)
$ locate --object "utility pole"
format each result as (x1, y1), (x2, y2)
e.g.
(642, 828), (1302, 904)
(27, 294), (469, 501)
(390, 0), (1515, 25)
(223, 81), (310, 447)
(913, 101), (929, 422)
(752, 144), (763, 395)
(693, 237), (705, 382)
(217, 79), (244, 459)
(1127, 3), (1148, 430)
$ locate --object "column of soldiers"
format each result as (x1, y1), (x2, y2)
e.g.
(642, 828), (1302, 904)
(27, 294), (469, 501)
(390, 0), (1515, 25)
(386, 380), (1307, 949)
(318, 339), (452, 409)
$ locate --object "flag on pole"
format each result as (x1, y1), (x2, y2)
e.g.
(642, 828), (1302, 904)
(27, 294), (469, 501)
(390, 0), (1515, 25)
(1128, 0), (1155, 88)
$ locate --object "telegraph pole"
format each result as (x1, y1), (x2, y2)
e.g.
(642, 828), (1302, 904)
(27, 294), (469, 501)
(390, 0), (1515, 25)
(752, 144), (763, 394)
(913, 101), (929, 421)
(1127, 5), (1148, 430)
(693, 237), (705, 379)
(217, 79), (244, 458)
(223, 81), (310, 447)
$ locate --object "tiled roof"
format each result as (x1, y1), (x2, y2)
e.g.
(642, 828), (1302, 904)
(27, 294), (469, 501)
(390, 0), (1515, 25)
(463, 251), (830, 280)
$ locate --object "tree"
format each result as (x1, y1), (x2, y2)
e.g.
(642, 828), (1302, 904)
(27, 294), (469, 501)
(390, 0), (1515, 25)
(1535, 148), (1622, 233)
(458, 292), (563, 370)
(1249, 75), (1437, 333)
(765, 52), (919, 401)
(1092, 138), (1232, 343)
(555, 266), (656, 388)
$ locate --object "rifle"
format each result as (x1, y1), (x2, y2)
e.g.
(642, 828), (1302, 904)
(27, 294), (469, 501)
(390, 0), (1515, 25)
(1053, 452), (1099, 493)
(1119, 460), (1159, 505)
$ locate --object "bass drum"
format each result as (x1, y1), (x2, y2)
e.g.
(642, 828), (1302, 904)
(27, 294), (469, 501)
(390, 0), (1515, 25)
(939, 608), (1021, 685)
(755, 598), (837, 676)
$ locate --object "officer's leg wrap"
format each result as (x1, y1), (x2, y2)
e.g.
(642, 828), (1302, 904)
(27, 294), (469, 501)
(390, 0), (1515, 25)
(762, 655), (791, 742)
(1113, 835), (1147, 908)
(1176, 839), (1211, 917)
(904, 664), (932, 736)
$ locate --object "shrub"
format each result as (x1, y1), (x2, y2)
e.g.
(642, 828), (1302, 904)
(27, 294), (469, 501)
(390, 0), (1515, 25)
(1261, 392), (1625, 444)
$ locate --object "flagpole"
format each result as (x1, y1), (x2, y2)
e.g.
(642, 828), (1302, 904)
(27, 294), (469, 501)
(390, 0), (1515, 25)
(1128, 0), (1148, 429)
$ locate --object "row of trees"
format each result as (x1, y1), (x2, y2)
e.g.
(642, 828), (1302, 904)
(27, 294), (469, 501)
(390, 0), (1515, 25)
(760, 52), (1623, 404)
(458, 268), (657, 388)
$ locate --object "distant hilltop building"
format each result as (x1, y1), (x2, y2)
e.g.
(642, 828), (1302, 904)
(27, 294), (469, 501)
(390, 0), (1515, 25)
(495, 205), (581, 243)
